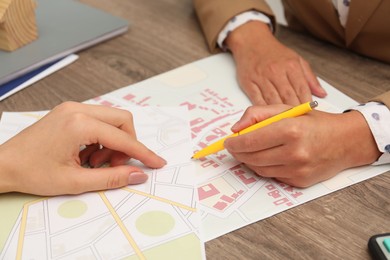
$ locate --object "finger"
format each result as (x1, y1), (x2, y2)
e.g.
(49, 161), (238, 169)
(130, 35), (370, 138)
(299, 58), (327, 98)
(231, 105), (290, 132)
(268, 73), (300, 105)
(79, 144), (100, 165)
(275, 177), (311, 188)
(226, 119), (291, 153)
(246, 164), (289, 179)
(258, 79), (284, 105)
(89, 147), (114, 168)
(89, 149), (132, 167)
(54, 102), (138, 137)
(243, 81), (267, 105)
(68, 165), (149, 194)
(286, 66), (313, 103)
(85, 118), (166, 169)
(229, 144), (288, 167)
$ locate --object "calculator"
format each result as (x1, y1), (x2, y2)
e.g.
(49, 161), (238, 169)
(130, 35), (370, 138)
(368, 233), (390, 260)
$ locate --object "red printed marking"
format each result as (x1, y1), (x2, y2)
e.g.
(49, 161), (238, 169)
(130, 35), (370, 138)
(137, 97), (151, 105)
(191, 111), (242, 133)
(274, 198), (293, 207)
(213, 201), (228, 211)
(231, 193), (239, 199)
(180, 102), (196, 111)
(268, 189), (281, 199)
(190, 118), (204, 127)
(198, 183), (220, 200)
(123, 94), (136, 101)
(220, 195), (234, 203)
(200, 160), (219, 168)
(100, 101), (114, 107)
(238, 175), (257, 185)
(216, 153), (227, 161)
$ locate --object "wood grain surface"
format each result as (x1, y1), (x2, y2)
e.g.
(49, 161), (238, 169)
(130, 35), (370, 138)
(1, 0), (389, 259)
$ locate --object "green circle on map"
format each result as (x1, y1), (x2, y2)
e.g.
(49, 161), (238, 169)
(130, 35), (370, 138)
(136, 210), (175, 236)
(57, 200), (88, 218)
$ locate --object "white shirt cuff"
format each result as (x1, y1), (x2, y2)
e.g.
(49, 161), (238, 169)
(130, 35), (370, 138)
(217, 11), (273, 51)
(352, 102), (390, 165)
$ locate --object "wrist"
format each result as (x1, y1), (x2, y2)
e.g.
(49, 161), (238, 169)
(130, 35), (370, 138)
(225, 21), (274, 54)
(335, 111), (381, 168)
(0, 145), (17, 193)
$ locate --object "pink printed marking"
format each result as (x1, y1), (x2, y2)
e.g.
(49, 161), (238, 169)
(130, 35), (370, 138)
(213, 201), (228, 211)
(205, 134), (219, 142)
(200, 160), (219, 168)
(198, 183), (220, 200)
(290, 191), (303, 198)
(190, 118), (204, 127)
(137, 97), (151, 105)
(238, 175), (257, 185)
(100, 101), (114, 107)
(216, 153), (227, 161)
(123, 94), (136, 101)
(220, 195), (234, 203)
(274, 197), (293, 207)
(268, 189), (281, 199)
(180, 102), (196, 111)
(265, 184), (276, 191)
(191, 111), (242, 133)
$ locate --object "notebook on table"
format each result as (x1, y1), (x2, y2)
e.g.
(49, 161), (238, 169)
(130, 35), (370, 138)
(0, 0), (129, 86)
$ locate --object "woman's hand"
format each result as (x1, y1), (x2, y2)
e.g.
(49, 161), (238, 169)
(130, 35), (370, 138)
(0, 102), (166, 196)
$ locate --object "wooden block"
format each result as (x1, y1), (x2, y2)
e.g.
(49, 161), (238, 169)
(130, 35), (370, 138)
(0, 0), (38, 51)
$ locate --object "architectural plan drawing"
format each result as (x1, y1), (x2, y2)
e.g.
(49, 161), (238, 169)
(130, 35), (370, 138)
(82, 53), (390, 241)
(1, 53), (389, 255)
(0, 107), (204, 260)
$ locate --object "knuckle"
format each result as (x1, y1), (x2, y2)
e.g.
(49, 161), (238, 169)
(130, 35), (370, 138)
(245, 106), (257, 115)
(122, 110), (133, 122)
(285, 59), (300, 70)
(53, 101), (78, 114)
(283, 122), (302, 140)
(263, 91), (279, 103)
(265, 63), (279, 75)
(65, 112), (89, 129)
(279, 88), (295, 101)
(290, 147), (310, 164)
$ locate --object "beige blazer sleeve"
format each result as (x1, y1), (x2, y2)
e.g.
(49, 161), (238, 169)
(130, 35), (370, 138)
(372, 91), (390, 109)
(193, 0), (275, 52)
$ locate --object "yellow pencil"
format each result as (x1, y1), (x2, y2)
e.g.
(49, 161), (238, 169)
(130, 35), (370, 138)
(192, 101), (318, 159)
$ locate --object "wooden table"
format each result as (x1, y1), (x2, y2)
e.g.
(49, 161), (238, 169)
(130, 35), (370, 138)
(1, 0), (389, 259)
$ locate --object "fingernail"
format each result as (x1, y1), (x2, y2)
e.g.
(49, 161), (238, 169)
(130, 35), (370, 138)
(128, 172), (148, 184)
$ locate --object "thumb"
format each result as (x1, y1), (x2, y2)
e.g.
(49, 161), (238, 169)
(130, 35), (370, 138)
(71, 166), (148, 193)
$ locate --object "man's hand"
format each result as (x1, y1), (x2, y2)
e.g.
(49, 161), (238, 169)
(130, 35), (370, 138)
(225, 105), (381, 187)
(226, 21), (327, 105)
